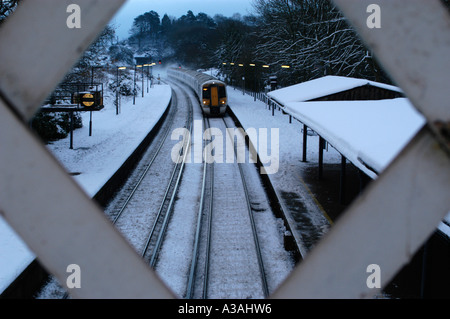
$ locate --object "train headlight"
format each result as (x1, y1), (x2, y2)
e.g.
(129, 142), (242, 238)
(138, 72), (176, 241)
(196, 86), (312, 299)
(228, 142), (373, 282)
(220, 98), (227, 105)
(203, 99), (210, 106)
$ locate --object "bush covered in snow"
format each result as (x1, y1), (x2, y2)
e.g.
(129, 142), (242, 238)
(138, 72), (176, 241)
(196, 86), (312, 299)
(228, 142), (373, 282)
(31, 112), (82, 142)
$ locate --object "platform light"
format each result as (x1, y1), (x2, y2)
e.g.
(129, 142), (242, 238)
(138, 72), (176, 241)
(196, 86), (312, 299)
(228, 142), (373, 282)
(281, 65), (291, 69)
(262, 65), (270, 68)
(249, 64), (256, 67)
(238, 64), (244, 67)
(118, 66), (127, 70)
(230, 63), (235, 66)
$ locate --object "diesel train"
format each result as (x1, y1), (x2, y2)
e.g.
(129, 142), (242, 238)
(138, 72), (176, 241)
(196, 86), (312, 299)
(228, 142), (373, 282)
(167, 68), (228, 116)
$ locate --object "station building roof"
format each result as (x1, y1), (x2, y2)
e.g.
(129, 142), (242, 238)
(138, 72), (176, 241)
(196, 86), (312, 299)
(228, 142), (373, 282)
(268, 75), (403, 105)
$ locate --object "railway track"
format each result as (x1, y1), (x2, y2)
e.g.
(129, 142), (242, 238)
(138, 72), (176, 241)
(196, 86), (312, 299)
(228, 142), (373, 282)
(185, 116), (214, 299)
(36, 83), (193, 298)
(107, 83), (193, 268)
(106, 81), (294, 299)
(181, 108), (290, 299)
(143, 97), (192, 268)
(36, 80), (294, 299)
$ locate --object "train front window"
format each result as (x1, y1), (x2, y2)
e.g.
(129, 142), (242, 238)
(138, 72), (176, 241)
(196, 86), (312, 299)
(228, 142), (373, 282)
(203, 87), (211, 99)
(218, 85), (226, 98)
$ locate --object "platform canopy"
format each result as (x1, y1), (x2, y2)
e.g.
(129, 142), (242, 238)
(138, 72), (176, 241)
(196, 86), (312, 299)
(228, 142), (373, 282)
(268, 76), (426, 178)
(286, 99), (425, 178)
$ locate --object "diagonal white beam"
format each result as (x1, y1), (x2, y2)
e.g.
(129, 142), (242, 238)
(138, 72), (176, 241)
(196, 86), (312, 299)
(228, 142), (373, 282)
(274, 0), (450, 298)
(332, 0), (450, 152)
(1, 0), (448, 299)
(0, 96), (174, 299)
(0, 0), (126, 121)
(0, 0), (175, 298)
(273, 128), (450, 298)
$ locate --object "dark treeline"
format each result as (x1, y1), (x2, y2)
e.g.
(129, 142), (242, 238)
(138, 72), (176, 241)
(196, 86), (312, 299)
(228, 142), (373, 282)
(125, 1), (394, 91)
(2, 0), (450, 91)
(0, 0), (393, 94)
(0, 0), (19, 25)
(127, 10), (221, 68)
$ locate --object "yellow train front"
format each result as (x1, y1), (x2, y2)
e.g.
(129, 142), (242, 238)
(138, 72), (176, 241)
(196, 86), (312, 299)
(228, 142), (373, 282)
(200, 80), (227, 116)
(167, 68), (228, 116)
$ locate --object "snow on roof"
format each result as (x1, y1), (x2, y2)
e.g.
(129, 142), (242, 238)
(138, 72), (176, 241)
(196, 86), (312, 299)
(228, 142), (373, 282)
(284, 98), (426, 178)
(267, 75), (403, 105)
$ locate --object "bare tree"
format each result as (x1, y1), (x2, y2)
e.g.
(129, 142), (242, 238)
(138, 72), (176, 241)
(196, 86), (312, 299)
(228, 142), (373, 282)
(252, 0), (386, 85)
(0, 0), (20, 24)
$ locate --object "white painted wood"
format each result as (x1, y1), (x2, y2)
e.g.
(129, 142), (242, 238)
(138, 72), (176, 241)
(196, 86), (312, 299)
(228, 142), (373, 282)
(273, 0), (450, 298)
(0, 0), (175, 298)
(332, 0), (450, 150)
(0, 0), (448, 299)
(0, 100), (174, 298)
(0, 0), (125, 121)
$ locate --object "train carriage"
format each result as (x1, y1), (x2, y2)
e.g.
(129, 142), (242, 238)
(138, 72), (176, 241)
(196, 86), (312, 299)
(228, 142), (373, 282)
(167, 68), (228, 116)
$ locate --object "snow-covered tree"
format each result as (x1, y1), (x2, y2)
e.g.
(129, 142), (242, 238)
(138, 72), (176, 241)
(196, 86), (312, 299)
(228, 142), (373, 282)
(252, 0), (388, 85)
(0, 0), (19, 25)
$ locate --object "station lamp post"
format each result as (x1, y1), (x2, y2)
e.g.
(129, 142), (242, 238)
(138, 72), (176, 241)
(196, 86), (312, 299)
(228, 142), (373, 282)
(281, 65), (292, 87)
(238, 64), (245, 95)
(133, 65), (144, 104)
(87, 65), (104, 136)
(116, 66), (126, 115)
(222, 62), (229, 84)
(250, 64), (257, 101)
(260, 65), (271, 98)
(136, 65), (144, 98)
(229, 63), (235, 87)
(133, 65), (137, 105)
(143, 64), (152, 93)
(222, 62), (292, 95)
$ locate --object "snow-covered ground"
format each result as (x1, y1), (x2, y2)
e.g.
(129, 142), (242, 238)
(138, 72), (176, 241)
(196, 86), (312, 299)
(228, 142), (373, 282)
(49, 84), (172, 197)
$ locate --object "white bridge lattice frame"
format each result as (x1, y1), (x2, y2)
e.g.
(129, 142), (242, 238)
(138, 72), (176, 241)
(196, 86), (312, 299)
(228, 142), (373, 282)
(0, 0), (448, 298)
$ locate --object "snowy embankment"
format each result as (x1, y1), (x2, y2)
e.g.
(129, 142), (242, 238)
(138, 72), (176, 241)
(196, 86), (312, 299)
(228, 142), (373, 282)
(0, 84), (172, 294)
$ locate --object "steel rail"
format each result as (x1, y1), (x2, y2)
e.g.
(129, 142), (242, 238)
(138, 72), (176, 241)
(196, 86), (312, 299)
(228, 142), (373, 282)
(111, 91), (178, 224)
(202, 118), (214, 299)
(60, 93), (179, 300)
(145, 87), (193, 268)
(185, 116), (208, 299)
(221, 116), (270, 298)
(185, 116), (216, 299)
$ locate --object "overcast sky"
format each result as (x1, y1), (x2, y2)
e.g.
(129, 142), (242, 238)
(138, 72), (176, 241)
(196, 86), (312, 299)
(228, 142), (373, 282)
(111, 0), (256, 40)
